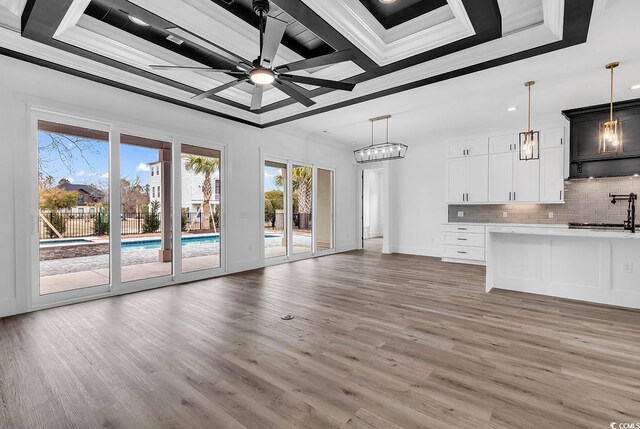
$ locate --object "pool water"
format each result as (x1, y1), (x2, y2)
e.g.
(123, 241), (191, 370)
(121, 234), (281, 251)
(41, 234), (282, 250)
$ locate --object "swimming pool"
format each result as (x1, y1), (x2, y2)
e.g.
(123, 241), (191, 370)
(121, 234), (282, 251)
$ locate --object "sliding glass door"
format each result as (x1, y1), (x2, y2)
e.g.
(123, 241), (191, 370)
(315, 168), (334, 253)
(37, 119), (111, 296)
(119, 134), (173, 283)
(180, 144), (222, 273)
(292, 164), (313, 256)
(264, 160), (288, 260)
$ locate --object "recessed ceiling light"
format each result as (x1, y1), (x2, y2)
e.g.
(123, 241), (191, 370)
(631, 84), (640, 90)
(378, 0), (397, 3)
(507, 106), (517, 112)
(128, 15), (149, 26)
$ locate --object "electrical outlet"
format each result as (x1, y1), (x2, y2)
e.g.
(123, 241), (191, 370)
(458, 211), (464, 218)
(548, 212), (554, 219)
(623, 262), (633, 273)
(502, 212), (508, 218)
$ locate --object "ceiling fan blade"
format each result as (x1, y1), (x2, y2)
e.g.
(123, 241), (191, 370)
(150, 65), (240, 73)
(274, 50), (357, 73)
(260, 16), (287, 68)
(250, 85), (264, 111)
(273, 79), (315, 107)
(278, 74), (356, 91)
(191, 77), (247, 101)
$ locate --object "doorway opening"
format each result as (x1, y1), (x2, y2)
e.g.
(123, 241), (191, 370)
(362, 168), (384, 252)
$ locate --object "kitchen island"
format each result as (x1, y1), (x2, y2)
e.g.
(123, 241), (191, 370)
(486, 226), (640, 309)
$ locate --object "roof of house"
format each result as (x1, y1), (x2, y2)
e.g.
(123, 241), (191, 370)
(57, 183), (106, 199)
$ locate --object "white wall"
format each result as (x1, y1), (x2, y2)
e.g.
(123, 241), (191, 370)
(387, 143), (447, 257)
(0, 55), (359, 317)
(363, 168), (383, 239)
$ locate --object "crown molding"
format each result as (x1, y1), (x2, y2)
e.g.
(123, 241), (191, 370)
(300, 0), (475, 66)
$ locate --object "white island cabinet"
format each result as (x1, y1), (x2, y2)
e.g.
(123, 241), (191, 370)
(486, 226), (640, 309)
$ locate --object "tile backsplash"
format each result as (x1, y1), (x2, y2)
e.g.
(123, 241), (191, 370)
(448, 176), (640, 225)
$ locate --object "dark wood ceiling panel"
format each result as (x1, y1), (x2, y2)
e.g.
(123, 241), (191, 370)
(358, 0), (448, 29)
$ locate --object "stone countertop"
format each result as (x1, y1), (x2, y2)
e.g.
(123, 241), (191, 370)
(486, 225), (640, 240)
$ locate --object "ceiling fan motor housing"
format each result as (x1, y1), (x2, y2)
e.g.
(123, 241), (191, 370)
(252, 0), (270, 15)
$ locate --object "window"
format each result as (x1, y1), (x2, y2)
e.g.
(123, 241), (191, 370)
(215, 180), (220, 199)
(152, 187), (155, 198)
(78, 194), (84, 205)
(78, 208), (84, 214)
(264, 161), (287, 259)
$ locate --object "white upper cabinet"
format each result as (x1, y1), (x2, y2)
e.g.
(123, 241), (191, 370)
(539, 147), (565, 202)
(448, 138), (488, 158)
(488, 152), (514, 202)
(447, 127), (565, 204)
(467, 155), (489, 202)
(540, 127), (565, 149)
(513, 158), (540, 202)
(447, 157), (467, 203)
(489, 134), (518, 154)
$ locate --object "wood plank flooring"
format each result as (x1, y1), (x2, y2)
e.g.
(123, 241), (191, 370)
(2, 243), (640, 428)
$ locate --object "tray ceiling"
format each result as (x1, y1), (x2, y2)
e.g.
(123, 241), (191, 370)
(0, 0), (594, 127)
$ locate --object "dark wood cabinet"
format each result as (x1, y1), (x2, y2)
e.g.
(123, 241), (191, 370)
(563, 99), (640, 178)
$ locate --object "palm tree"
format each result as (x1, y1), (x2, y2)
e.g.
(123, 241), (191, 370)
(275, 166), (312, 214)
(184, 155), (219, 230)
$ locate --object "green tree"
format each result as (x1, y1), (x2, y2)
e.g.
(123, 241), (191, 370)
(39, 187), (78, 238)
(265, 198), (274, 226)
(39, 187), (78, 212)
(93, 204), (109, 236)
(184, 155), (219, 230)
(275, 167), (312, 214)
(142, 200), (161, 233)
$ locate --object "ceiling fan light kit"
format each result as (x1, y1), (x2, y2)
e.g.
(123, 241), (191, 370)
(148, 0), (357, 111)
(354, 115), (408, 163)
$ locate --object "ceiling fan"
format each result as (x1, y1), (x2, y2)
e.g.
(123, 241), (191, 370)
(150, 0), (357, 110)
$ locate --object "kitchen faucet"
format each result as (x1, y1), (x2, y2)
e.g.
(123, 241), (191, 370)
(610, 192), (637, 233)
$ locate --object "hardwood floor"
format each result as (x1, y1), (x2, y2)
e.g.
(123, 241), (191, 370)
(2, 247), (640, 428)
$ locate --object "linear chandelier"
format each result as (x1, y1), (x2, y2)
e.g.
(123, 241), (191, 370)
(354, 115), (408, 163)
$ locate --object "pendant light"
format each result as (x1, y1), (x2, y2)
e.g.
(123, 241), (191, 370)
(354, 115), (408, 163)
(518, 81), (539, 161)
(599, 62), (623, 153)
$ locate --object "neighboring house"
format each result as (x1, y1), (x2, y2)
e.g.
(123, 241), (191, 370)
(57, 183), (106, 214)
(148, 155), (220, 213)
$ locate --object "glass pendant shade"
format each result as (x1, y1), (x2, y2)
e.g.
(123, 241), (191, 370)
(354, 115), (408, 163)
(599, 62), (623, 154)
(519, 130), (539, 161)
(518, 81), (539, 161)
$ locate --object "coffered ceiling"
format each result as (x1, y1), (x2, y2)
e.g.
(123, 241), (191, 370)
(0, 0), (593, 127)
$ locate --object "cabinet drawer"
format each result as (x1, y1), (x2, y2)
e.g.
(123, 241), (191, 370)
(443, 232), (485, 247)
(443, 245), (485, 261)
(443, 224), (485, 234)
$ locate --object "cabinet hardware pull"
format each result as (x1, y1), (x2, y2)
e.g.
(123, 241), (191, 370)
(560, 138), (563, 146)
(513, 192), (516, 201)
(457, 251), (467, 254)
(457, 228), (467, 230)
(560, 190), (562, 200)
(457, 238), (467, 241)
(509, 192), (511, 201)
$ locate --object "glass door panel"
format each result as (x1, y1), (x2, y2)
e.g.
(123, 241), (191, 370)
(316, 168), (334, 251)
(120, 134), (172, 282)
(37, 121), (110, 295)
(292, 164), (312, 255)
(181, 144), (222, 273)
(264, 160), (287, 259)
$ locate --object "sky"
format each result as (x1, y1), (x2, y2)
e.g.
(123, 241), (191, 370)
(39, 131), (159, 188)
(39, 131), (285, 192)
(264, 166), (283, 192)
